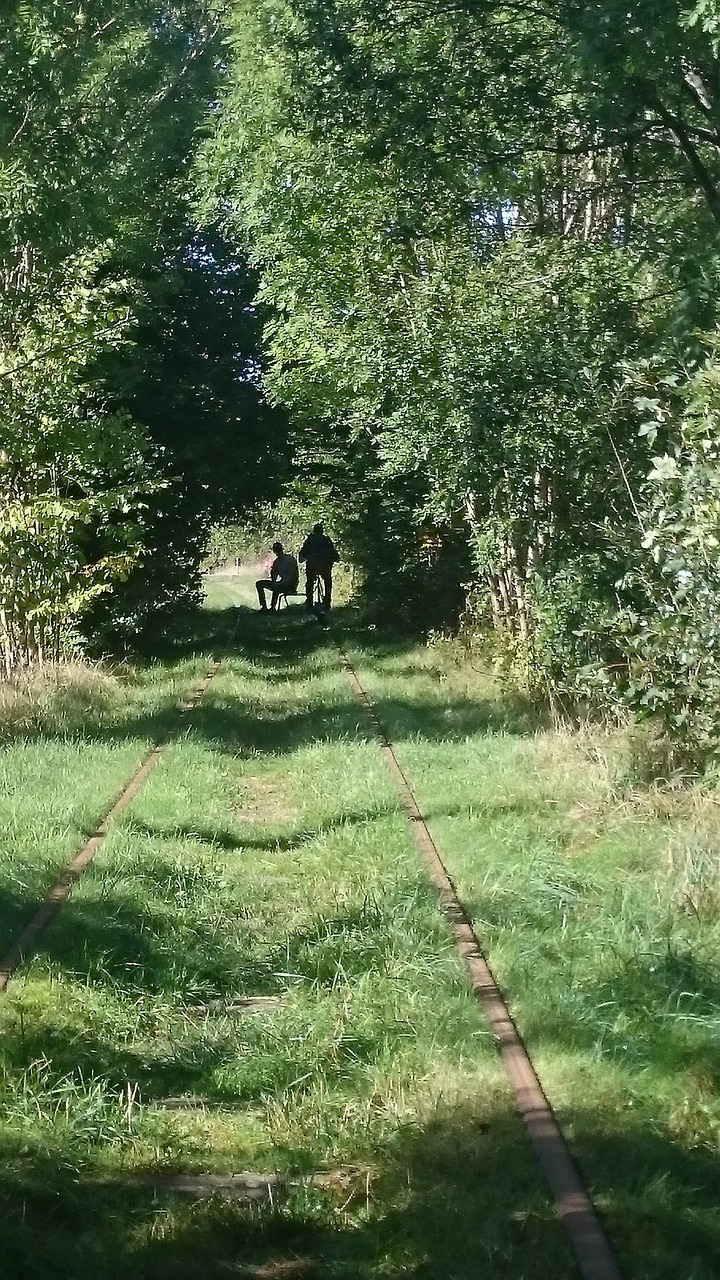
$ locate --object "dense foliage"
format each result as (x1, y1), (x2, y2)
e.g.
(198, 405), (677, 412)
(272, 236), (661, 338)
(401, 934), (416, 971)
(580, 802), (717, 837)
(193, 0), (720, 768)
(0, 2), (285, 659)
(85, 234), (289, 648)
(6, 0), (720, 767)
(0, 2), (216, 660)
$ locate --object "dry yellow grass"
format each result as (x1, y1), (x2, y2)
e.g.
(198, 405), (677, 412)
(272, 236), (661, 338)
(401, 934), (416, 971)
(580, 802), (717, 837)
(0, 660), (120, 736)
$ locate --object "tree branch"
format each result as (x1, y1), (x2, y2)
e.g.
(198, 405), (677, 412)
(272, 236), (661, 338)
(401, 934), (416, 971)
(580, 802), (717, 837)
(0, 317), (130, 383)
(653, 98), (720, 222)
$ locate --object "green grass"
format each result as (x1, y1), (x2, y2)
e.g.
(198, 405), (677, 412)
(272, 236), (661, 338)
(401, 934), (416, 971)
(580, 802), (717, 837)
(345, 633), (720, 1280)
(0, 579), (576, 1279)
(0, 649), (223, 956)
(0, 573), (256, 959)
(1, 577), (718, 1277)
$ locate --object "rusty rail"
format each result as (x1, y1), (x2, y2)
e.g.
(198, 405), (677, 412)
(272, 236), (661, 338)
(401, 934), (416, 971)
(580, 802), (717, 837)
(0, 660), (222, 994)
(336, 644), (623, 1280)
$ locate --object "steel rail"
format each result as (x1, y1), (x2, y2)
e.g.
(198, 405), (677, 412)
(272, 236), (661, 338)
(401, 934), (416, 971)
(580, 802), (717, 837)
(0, 660), (222, 995)
(336, 644), (624, 1280)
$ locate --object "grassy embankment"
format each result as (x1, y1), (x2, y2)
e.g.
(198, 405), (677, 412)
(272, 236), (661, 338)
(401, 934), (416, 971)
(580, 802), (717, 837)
(0, 567), (718, 1279)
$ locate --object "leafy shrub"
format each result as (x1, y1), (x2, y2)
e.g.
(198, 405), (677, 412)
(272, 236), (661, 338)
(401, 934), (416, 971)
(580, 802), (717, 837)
(527, 555), (629, 710)
(460, 553), (629, 721)
(616, 360), (720, 775)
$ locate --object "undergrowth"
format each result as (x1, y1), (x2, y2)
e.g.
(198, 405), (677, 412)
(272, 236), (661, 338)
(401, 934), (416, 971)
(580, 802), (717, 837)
(0, 574), (718, 1278)
(0, 574), (576, 1280)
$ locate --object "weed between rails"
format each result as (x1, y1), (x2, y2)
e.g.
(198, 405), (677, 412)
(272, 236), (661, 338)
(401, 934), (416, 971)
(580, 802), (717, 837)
(2, 578), (718, 1278)
(345, 635), (720, 1279)
(0, 582), (579, 1279)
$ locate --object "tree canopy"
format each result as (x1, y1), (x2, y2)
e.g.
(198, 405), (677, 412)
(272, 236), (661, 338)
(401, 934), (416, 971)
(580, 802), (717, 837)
(192, 0), (720, 763)
(0, 2), (286, 657)
(4, 0), (720, 764)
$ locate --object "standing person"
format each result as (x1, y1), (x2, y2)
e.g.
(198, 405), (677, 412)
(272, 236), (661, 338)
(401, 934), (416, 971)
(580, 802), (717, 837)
(298, 522), (339, 611)
(256, 542), (299, 612)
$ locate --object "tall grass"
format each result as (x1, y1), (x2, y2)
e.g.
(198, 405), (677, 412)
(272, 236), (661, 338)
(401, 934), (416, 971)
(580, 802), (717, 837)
(0, 588), (578, 1280)
(345, 632), (720, 1280)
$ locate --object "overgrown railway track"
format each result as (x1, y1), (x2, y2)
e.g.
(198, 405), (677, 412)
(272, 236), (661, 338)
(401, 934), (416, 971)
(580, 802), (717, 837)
(0, 625), (623, 1279)
(0, 660), (222, 994)
(335, 639), (624, 1280)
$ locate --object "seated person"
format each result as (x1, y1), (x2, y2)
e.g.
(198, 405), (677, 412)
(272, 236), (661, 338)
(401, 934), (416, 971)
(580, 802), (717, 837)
(256, 542), (299, 612)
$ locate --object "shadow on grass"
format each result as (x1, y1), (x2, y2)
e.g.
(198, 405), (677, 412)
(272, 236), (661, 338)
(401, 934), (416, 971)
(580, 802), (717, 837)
(2, 1099), (720, 1279)
(90, 679), (528, 762)
(125, 802), (399, 853)
(0, 851), (449, 1103)
(0, 602), (537, 754)
(5, 676), (529, 757)
(533, 946), (720, 1082)
(16, 873), (435, 1007)
(0, 1103), (578, 1280)
(459, 860), (720, 1086)
(0, 878), (55, 958)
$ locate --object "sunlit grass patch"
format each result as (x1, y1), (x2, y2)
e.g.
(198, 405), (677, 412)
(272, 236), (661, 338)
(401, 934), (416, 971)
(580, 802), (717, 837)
(345, 633), (720, 1279)
(0, 602), (580, 1278)
(0, 644), (224, 958)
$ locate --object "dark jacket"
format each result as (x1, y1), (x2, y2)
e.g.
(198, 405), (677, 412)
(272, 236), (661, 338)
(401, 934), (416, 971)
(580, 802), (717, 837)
(299, 532), (338, 566)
